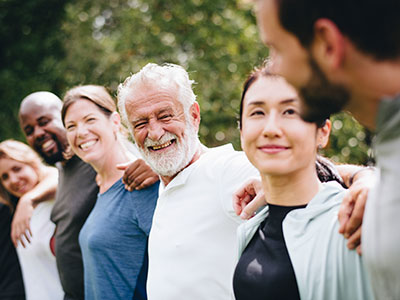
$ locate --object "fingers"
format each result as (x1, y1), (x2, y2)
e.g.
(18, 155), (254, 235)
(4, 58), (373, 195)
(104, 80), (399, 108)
(232, 178), (263, 217)
(11, 212), (33, 247)
(122, 162), (138, 185)
(346, 226), (361, 250)
(124, 172), (149, 191)
(116, 162), (130, 171)
(21, 231), (32, 247)
(11, 225), (32, 248)
(233, 192), (251, 216)
(122, 159), (159, 191)
(338, 191), (354, 234)
(132, 176), (160, 191)
(19, 237), (26, 248)
(356, 244), (362, 256)
(122, 160), (144, 186)
(240, 193), (266, 220)
(121, 159), (146, 185)
(343, 188), (367, 238)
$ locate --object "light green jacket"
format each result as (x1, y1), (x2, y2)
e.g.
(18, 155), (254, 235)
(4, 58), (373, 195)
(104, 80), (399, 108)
(237, 182), (374, 300)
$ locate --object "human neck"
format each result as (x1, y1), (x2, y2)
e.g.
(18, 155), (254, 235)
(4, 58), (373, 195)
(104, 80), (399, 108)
(345, 55), (400, 130)
(161, 144), (205, 186)
(262, 165), (322, 207)
(93, 141), (131, 193)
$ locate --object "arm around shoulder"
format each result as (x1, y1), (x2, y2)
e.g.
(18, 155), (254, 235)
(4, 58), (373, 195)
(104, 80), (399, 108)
(11, 166), (58, 247)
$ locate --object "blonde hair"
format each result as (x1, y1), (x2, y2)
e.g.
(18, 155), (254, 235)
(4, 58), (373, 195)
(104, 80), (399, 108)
(0, 140), (46, 211)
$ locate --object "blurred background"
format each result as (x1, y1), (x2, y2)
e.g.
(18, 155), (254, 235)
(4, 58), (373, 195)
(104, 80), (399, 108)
(0, 0), (373, 164)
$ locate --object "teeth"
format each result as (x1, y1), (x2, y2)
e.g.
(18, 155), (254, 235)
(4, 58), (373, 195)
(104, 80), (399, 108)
(42, 140), (53, 150)
(80, 140), (96, 150)
(150, 141), (172, 150)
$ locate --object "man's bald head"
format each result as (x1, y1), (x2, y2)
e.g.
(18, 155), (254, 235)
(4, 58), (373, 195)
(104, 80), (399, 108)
(19, 91), (63, 115)
(19, 91), (68, 165)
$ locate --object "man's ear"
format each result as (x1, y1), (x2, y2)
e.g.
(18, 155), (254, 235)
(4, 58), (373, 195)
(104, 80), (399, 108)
(189, 102), (201, 129)
(311, 18), (346, 70)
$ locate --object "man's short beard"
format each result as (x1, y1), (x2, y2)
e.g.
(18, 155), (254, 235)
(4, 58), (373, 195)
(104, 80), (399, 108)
(300, 56), (350, 124)
(137, 119), (200, 177)
(34, 137), (65, 165)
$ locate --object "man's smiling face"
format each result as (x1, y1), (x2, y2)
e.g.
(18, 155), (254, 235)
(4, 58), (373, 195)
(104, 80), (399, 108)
(19, 95), (67, 165)
(125, 84), (199, 177)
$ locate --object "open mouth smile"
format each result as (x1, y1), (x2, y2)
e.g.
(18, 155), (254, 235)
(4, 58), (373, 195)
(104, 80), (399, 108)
(41, 139), (56, 152)
(79, 140), (97, 151)
(148, 139), (175, 151)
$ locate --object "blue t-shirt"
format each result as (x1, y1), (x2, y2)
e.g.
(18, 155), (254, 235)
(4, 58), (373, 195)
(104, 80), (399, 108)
(79, 178), (159, 300)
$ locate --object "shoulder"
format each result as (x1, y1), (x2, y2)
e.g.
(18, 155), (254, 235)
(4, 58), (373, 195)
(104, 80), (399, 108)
(201, 144), (255, 173)
(126, 181), (159, 207)
(59, 156), (97, 180)
(315, 181), (347, 207)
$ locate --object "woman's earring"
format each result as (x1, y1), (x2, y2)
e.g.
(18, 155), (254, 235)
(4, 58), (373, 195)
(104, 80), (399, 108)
(317, 144), (323, 151)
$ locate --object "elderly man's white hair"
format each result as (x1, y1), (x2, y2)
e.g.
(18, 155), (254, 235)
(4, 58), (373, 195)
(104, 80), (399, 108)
(117, 63), (197, 129)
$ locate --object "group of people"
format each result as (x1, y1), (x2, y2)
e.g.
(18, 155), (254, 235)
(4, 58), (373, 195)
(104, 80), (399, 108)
(1, 0), (399, 299)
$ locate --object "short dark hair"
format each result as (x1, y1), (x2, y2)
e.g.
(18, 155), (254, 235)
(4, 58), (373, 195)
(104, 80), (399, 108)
(275, 0), (400, 60)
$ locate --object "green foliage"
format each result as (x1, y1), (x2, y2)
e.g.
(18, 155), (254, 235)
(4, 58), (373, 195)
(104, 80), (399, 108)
(0, 0), (69, 141)
(60, 0), (266, 148)
(1, 0), (371, 164)
(321, 112), (373, 165)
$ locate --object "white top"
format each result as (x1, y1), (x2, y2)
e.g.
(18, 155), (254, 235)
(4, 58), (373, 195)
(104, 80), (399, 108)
(147, 144), (259, 300)
(17, 200), (64, 300)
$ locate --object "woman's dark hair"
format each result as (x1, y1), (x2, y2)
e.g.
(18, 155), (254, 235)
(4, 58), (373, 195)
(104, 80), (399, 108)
(239, 66), (273, 130)
(239, 65), (326, 129)
(316, 155), (346, 188)
(239, 64), (345, 187)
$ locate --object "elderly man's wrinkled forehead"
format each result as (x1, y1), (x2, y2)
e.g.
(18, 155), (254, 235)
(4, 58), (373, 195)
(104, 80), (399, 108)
(124, 79), (181, 109)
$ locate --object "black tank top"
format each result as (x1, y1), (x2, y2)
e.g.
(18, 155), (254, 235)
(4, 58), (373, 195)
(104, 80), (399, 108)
(233, 203), (306, 300)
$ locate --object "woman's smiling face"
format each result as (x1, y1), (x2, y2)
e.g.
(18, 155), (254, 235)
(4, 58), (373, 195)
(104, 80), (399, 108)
(64, 99), (118, 167)
(240, 75), (329, 177)
(0, 157), (39, 198)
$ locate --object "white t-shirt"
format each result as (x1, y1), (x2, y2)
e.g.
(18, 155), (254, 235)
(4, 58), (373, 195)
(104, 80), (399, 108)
(17, 200), (64, 300)
(147, 144), (259, 300)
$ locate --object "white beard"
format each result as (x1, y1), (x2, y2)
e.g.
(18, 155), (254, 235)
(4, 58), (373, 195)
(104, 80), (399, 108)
(137, 121), (200, 177)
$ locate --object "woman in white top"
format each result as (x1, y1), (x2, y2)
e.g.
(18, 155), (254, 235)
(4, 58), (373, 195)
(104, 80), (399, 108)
(0, 140), (63, 300)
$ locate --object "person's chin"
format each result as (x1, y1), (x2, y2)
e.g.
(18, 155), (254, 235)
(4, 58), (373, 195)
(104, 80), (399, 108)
(43, 151), (64, 165)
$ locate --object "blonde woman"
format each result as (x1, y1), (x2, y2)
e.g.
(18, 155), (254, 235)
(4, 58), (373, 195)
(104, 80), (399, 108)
(0, 140), (63, 300)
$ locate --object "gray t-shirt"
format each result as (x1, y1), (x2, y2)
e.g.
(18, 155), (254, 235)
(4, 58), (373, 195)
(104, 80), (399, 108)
(51, 155), (98, 300)
(363, 94), (400, 300)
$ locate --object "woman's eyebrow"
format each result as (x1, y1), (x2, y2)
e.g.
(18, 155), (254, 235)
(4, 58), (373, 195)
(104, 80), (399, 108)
(279, 98), (297, 105)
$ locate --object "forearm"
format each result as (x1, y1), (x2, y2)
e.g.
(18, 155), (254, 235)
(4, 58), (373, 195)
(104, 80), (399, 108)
(24, 166), (58, 205)
(336, 164), (375, 187)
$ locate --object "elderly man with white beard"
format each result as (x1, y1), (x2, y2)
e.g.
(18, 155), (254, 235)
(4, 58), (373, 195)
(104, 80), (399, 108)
(117, 63), (259, 300)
